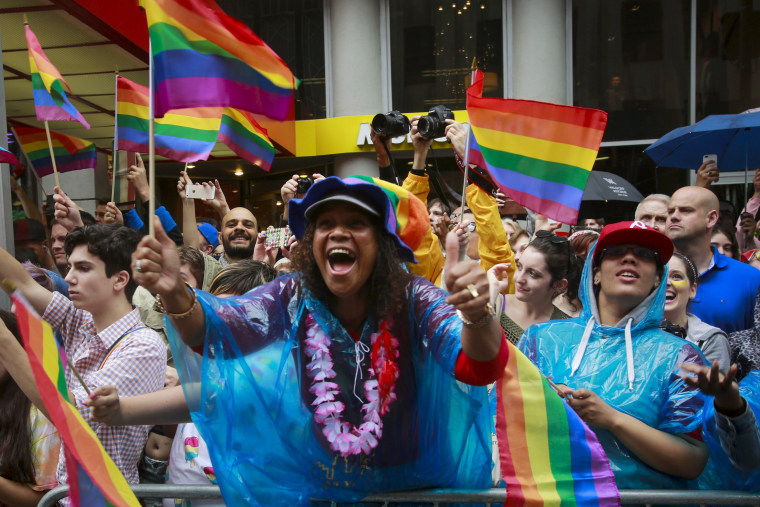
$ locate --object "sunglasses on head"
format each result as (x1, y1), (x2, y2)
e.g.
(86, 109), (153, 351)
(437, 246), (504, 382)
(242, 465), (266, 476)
(601, 245), (658, 261)
(534, 230), (568, 244)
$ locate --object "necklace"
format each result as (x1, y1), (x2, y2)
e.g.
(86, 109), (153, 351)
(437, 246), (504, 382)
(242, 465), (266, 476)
(304, 314), (399, 457)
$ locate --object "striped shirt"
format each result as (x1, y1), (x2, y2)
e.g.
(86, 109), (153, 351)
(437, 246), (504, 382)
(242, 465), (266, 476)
(43, 292), (166, 487)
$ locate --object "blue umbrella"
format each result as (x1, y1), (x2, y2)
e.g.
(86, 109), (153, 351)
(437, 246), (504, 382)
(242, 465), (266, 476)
(644, 111), (760, 171)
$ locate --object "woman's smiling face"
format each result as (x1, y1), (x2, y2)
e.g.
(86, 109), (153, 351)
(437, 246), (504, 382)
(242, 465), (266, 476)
(664, 256), (696, 322)
(312, 202), (378, 303)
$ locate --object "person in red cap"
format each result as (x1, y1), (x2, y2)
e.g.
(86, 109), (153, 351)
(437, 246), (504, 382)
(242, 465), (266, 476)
(518, 220), (709, 489)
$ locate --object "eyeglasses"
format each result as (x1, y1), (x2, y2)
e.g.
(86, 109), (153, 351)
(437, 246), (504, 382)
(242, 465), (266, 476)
(601, 245), (658, 261)
(448, 221), (476, 232)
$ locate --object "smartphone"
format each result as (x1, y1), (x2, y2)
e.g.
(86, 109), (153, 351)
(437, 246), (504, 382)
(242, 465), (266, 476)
(185, 183), (215, 200)
(264, 225), (291, 249)
(703, 154), (718, 167)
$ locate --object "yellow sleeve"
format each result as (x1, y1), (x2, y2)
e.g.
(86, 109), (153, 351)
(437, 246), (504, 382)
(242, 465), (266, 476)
(403, 172), (445, 286)
(466, 183), (516, 293)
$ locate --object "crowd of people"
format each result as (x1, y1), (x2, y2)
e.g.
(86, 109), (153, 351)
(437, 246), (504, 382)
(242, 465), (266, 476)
(1, 120), (760, 504)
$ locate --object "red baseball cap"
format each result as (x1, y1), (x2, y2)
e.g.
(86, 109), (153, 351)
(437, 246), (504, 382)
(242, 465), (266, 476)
(593, 220), (674, 265)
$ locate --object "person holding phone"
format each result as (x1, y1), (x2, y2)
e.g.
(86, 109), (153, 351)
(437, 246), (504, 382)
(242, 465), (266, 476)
(695, 155), (720, 188)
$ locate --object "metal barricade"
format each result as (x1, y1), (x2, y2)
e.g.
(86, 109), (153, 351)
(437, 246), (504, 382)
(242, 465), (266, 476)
(37, 486), (760, 506)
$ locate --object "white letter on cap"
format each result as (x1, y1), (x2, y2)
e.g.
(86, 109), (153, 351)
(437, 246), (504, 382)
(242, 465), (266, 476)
(630, 221), (648, 229)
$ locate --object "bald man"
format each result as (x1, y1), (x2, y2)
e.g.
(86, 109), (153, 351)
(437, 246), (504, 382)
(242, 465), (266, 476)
(218, 207), (258, 267)
(668, 186), (760, 333)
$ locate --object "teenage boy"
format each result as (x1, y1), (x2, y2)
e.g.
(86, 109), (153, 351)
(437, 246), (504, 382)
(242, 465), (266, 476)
(0, 223), (166, 488)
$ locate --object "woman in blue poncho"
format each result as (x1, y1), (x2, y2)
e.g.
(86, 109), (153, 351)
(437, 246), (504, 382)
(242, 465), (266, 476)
(129, 176), (508, 505)
(518, 220), (709, 489)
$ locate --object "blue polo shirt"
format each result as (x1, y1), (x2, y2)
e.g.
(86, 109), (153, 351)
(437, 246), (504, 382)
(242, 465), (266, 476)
(689, 246), (760, 333)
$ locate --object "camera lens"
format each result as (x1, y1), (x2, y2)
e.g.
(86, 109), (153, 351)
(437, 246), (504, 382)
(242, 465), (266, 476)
(371, 114), (389, 135)
(371, 111), (410, 138)
(417, 116), (437, 140)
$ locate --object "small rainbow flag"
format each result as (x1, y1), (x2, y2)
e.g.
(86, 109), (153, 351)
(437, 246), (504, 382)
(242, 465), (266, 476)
(14, 125), (97, 177)
(496, 342), (620, 506)
(0, 146), (19, 166)
(11, 291), (141, 507)
(466, 70), (606, 225)
(218, 108), (275, 171)
(25, 25), (90, 129)
(141, 0), (296, 121)
(116, 75), (221, 162)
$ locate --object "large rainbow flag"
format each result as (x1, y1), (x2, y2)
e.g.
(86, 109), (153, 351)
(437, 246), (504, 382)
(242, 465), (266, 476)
(141, 0), (296, 121)
(116, 75), (221, 162)
(496, 342), (620, 506)
(0, 146), (19, 166)
(218, 108), (275, 171)
(14, 125), (97, 177)
(25, 25), (90, 129)
(11, 292), (140, 507)
(466, 70), (606, 225)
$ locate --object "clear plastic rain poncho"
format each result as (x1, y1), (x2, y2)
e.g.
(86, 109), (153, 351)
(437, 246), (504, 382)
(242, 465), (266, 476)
(696, 369), (760, 491)
(518, 242), (708, 489)
(167, 274), (493, 506)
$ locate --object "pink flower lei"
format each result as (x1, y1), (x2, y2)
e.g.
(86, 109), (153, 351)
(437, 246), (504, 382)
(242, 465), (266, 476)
(304, 314), (399, 457)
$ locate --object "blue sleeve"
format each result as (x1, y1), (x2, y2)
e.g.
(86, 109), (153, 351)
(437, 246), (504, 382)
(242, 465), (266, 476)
(44, 269), (69, 298)
(409, 276), (462, 375)
(155, 205), (177, 233)
(122, 208), (143, 231)
(658, 342), (708, 435)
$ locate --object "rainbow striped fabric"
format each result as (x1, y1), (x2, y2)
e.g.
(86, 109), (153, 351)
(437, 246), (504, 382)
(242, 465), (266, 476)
(116, 75), (221, 162)
(11, 291), (140, 507)
(25, 25), (90, 129)
(14, 125), (97, 177)
(466, 70), (606, 224)
(141, 0), (296, 121)
(0, 146), (19, 166)
(496, 342), (620, 506)
(218, 108), (275, 171)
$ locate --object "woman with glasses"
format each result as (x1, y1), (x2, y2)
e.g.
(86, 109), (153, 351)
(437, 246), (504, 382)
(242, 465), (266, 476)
(518, 221), (709, 488)
(488, 230), (581, 344)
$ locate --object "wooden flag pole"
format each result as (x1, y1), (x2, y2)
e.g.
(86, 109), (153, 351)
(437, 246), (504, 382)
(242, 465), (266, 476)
(148, 39), (156, 238)
(458, 58), (478, 261)
(43, 121), (61, 192)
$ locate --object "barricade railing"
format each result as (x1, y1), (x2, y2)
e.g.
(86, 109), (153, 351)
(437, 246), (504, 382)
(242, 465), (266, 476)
(37, 486), (760, 506)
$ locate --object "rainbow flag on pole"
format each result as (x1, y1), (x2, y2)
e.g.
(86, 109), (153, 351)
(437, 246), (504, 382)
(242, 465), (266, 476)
(496, 342), (620, 506)
(141, 0), (296, 121)
(25, 25), (90, 129)
(0, 146), (19, 166)
(14, 126), (97, 177)
(116, 75), (221, 162)
(466, 70), (606, 225)
(11, 292), (140, 507)
(218, 108), (275, 171)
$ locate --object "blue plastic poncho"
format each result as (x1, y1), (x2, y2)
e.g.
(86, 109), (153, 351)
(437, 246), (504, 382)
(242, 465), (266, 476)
(518, 242), (707, 489)
(696, 370), (760, 491)
(167, 274), (492, 506)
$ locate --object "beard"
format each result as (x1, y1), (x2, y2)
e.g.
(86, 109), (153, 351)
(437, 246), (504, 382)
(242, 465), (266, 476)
(222, 233), (254, 261)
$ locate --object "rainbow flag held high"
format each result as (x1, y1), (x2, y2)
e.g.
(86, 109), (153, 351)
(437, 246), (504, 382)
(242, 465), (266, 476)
(11, 292), (140, 507)
(116, 75), (221, 162)
(14, 126), (97, 178)
(25, 25), (90, 129)
(0, 146), (20, 166)
(496, 342), (620, 506)
(467, 70), (606, 224)
(218, 108), (275, 171)
(141, 0), (296, 121)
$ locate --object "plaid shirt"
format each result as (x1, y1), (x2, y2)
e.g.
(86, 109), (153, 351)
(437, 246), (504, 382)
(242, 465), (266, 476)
(43, 292), (166, 487)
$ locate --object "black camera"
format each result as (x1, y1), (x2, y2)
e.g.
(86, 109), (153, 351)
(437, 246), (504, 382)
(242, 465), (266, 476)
(371, 111), (411, 138)
(297, 176), (314, 195)
(417, 105), (454, 140)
